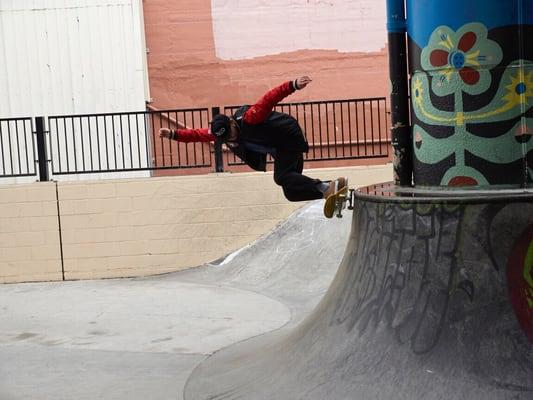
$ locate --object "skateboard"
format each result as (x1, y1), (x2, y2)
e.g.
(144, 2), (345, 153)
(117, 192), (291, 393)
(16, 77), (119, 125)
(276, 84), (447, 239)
(323, 186), (355, 218)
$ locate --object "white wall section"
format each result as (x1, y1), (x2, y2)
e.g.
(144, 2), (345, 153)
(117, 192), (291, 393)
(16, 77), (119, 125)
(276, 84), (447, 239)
(211, 0), (387, 60)
(0, 0), (148, 117)
(0, 0), (150, 182)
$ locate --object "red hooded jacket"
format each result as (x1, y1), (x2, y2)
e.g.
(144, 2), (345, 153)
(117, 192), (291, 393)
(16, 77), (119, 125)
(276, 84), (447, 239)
(175, 81), (298, 143)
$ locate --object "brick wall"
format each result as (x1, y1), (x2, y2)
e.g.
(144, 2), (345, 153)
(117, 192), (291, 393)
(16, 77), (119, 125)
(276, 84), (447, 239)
(0, 164), (392, 283)
(144, 0), (389, 109)
(59, 173), (302, 280)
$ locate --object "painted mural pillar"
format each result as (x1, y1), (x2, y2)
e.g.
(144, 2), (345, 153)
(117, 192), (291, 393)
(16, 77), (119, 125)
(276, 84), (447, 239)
(386, 0), (412, 186)
(407, 0), (533, 188)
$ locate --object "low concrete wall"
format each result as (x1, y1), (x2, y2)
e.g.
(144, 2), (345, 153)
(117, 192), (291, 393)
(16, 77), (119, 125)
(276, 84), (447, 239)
(0, 164), (392, 283)
(0, 182), (62, 283)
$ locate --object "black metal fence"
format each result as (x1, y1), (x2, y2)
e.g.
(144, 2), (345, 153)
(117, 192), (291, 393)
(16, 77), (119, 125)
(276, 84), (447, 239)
(0, 97), (389, 181)
(47, 108), (212, 175)
(223, 97), (389, 166)
(0, 117), (37, 178)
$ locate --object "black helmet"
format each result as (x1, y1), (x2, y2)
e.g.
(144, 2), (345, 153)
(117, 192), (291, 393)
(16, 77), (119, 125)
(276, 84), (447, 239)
(211, 114), (231, 139)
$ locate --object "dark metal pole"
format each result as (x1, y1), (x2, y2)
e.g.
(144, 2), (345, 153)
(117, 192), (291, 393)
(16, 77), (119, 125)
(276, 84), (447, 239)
(211, 107), (224, 173)
(35, 116), (50, 181)
(386, 0), (412, 186)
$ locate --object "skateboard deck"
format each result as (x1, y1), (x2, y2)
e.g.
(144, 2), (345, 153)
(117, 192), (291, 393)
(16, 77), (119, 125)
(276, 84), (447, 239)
(324, 186), (350, 218)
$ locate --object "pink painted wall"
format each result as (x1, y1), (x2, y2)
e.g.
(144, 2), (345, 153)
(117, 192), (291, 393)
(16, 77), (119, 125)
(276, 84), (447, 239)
(143, 0), (389, 110)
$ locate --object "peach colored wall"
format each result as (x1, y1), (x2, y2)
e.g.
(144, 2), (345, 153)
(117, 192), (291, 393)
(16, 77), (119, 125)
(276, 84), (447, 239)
(143, 0), (389, 110)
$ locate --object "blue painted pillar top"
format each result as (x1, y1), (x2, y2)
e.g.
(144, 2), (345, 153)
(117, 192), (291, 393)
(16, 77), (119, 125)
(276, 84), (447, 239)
(406, 0), (533, 50)
(386, 0), (406, 33)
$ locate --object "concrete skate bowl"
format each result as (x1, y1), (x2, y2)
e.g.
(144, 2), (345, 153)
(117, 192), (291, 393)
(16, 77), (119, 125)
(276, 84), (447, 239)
(184, 183), (533, 400)
(173, 200), (352, 323)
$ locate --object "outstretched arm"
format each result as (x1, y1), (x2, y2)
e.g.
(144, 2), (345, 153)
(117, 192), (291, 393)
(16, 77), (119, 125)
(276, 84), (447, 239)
(159, 127), (215, 143)
(243, 76), (312, 125)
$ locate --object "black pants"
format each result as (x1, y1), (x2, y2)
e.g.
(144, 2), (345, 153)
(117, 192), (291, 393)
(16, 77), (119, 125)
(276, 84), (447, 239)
(273, 151), (324, 202)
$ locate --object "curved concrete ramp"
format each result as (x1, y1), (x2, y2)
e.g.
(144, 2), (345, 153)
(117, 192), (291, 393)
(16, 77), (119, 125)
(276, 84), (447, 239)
(173, 200), (352, 322)
(185, 186), (533, 400)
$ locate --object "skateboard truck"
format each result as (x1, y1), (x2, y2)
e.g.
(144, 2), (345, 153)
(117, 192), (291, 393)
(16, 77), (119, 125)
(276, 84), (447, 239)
(347, 189), (355, 210)
(334, 188), (355, 218)
(324, 187), (355, 219)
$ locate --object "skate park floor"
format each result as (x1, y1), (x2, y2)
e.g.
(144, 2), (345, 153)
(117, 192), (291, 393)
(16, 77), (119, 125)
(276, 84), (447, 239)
(0, 201), (351, 400)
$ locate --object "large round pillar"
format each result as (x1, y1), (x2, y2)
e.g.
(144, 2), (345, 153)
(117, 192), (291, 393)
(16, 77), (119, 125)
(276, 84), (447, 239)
(407, 0), (533, 187)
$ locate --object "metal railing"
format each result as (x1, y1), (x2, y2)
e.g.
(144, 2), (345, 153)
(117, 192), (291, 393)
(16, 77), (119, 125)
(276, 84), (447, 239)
(223, 97), (389, 167)
(48, 108), (212, 175)
(0, 97), (389, 181)
(0, 117), (37, 178)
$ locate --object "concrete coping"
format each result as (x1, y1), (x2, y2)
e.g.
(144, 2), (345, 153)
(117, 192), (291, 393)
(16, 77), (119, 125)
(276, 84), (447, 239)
(356, 182), (533, 204)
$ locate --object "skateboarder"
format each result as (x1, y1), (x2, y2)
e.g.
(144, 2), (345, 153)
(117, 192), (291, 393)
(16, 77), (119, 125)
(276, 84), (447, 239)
(158, 76), (347, 205)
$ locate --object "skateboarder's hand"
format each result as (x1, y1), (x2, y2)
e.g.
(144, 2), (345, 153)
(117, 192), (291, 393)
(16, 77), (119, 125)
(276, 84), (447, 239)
(159, 128), (172, 139)
(296, 76), (312, 90)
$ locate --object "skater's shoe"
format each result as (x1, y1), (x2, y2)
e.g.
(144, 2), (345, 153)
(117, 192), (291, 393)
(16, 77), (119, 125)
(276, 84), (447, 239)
(323, 177), (349, 218)
(323, 177), (348, 199)
(337, 176), (348, 190)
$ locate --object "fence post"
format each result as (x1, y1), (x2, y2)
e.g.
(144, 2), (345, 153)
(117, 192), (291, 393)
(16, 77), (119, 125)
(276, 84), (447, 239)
(211, 107), (224, 173)
(35, 116), (50, 182)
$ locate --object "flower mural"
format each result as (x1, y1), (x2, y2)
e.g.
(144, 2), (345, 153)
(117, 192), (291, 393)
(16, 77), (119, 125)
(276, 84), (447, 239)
(411, 22), (533, 187)
(421, 23), (503, 96)
(503, 70), (533, 110)
(430, 32), (479, 84)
